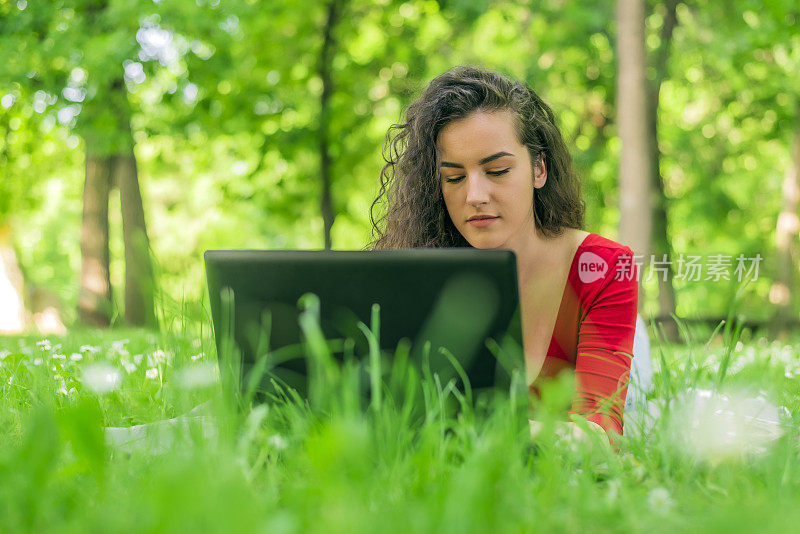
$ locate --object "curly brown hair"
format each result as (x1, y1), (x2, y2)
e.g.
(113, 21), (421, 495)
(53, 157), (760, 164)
(367, 65), (585, 250)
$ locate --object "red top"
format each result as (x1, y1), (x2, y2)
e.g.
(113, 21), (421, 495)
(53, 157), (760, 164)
(534, 233), (639, 441)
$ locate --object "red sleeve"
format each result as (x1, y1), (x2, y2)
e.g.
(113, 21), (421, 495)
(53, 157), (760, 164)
(569, 248), (638, 442)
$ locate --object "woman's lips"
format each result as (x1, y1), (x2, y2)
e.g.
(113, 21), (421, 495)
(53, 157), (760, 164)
(467, 216), (498, 228)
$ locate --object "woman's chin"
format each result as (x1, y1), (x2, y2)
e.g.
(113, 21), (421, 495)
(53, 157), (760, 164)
(466, 237), (506, 250)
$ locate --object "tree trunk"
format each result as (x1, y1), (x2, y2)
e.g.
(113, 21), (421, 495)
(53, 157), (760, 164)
(617, 0), (653, 311)
(0, 224), (26, 334)
(78, 153), (113, 326)
(647, 0), (680, 342)
(772, 125), (800, 331)
(115, 148), (157, 328)
(318, 0), (345, 250)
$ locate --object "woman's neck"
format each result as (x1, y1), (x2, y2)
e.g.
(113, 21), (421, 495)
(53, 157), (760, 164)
(512, 228), (573, 289)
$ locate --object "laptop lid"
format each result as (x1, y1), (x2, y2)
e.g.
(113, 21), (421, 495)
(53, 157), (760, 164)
(204, 249), (524, 401)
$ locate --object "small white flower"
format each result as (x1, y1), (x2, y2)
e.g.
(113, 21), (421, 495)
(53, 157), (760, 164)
(121, 360), (137, 374)
(70, 353), (83, 362)
(36, 339), (52, 350)
(33, 358), (43, 366)
(52, 353), (66, 360)
(191, 352), (206, 362)
(0, 350), (9, 360)
(176, 362), (217, 389)
(81, 362), (122, 394)
(268, 434), (288, 451)
(133, 354), (143, 365)
(80, 345), (100, 354)
(647, 487), (674, 513)
(145, 368), (159, 380)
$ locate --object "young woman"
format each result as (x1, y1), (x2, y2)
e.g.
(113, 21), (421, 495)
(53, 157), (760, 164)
(369, 65), (641, 447)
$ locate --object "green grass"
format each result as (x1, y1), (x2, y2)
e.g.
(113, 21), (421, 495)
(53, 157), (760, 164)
(1, 308), (799, 533)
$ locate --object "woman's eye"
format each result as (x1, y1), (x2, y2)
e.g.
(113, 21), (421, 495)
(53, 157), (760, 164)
(444, 168), (508, 183)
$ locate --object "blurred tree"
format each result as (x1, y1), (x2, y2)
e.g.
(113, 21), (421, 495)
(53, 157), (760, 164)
(645, 0), (680, 341)
(0, 0), (157, 327)
(318, 0), (347, 250)
(774, 123), (799, 329)
(617, 0), (653, 311)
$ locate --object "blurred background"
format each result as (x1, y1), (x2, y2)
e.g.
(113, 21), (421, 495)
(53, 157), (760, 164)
(0, 0), (797, 339)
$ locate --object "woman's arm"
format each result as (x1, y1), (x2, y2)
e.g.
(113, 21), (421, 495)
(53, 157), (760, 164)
(529, 418), (607, 445)
(570, 249), (639, 440)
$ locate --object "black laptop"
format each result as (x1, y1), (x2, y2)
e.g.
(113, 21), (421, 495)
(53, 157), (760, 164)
(204, 249), (524, 403)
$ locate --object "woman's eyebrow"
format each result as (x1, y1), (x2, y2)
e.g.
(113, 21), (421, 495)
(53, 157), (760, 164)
(440, 151), (514, 168)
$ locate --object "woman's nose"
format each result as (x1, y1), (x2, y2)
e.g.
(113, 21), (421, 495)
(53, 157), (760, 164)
(465, 174), (491, 206)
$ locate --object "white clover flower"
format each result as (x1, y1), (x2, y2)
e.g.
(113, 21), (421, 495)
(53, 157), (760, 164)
(81, 362), (122, 394)
(70, 353), (83, 362)
(145, 368), (159, 380)
(646, 487), (674, 513)
(268, 434), (288, 451)
(175, 362), (217, 389)
(604, 479), (621, 504)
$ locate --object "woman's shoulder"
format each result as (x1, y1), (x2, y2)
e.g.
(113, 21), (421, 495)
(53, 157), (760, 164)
(579, 232), (635, 257)
(572, 232), (637, 287)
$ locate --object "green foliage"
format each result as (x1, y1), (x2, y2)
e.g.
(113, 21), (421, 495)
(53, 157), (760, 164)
(0, 0), (798, 323)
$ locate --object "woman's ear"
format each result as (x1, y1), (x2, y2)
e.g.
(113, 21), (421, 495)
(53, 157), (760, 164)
(533, 153), (547, 189)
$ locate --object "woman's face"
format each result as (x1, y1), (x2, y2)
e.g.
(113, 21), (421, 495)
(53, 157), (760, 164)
(437, 109), (546, 250)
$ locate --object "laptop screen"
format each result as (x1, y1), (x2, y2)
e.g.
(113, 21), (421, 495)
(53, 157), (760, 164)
(204, 249), (524, 401)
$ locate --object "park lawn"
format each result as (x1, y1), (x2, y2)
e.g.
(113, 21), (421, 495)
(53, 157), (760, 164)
(0, 318), (799, 534)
